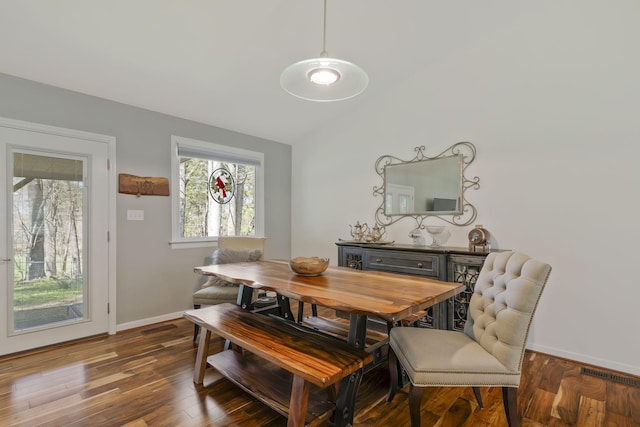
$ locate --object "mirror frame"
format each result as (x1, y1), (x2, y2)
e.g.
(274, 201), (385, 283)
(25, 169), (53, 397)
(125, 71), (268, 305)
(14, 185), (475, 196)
(373, 142), (479, 228)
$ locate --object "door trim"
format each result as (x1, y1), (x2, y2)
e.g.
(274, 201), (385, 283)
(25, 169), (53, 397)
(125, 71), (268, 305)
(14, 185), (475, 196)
(0, 116), (117, 335)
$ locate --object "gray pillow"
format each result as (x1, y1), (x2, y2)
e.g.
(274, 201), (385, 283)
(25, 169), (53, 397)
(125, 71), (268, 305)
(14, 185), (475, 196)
(213, 248), (262, 264)
(202, 248), (262, 287)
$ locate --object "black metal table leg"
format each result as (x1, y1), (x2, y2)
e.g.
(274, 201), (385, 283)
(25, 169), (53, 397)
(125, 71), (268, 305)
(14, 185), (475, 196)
(225, 284), (257, 350)
(276, 294), (295, 321)
(347, 313), (368, 350)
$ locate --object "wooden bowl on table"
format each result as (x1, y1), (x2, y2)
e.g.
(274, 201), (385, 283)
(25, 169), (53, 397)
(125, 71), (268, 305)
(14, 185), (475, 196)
(288, 257), (330, 276)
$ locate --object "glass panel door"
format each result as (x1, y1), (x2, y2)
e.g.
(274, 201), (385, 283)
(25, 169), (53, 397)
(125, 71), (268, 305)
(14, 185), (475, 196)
(11, 152), (87, 332)
(1, 119), (111, 356)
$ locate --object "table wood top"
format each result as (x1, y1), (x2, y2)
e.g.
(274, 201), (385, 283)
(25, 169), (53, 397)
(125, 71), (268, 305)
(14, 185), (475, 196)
(194, 260), (464, 323)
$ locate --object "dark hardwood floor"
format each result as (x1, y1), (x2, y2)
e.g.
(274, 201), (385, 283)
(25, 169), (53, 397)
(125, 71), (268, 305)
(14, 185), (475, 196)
(1, 309), (639, 426)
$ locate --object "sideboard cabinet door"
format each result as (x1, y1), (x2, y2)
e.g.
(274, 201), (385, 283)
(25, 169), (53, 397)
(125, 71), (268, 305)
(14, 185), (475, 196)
(446, 254), (485, 331)
(338, 246), (364, 270)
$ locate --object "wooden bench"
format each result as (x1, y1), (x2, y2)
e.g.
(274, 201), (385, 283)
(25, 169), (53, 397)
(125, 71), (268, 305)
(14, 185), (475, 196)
(184, 303), (372, 427)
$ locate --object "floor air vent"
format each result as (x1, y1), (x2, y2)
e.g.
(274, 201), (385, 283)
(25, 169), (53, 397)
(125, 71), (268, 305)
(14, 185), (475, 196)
(581, 367), (640, 388)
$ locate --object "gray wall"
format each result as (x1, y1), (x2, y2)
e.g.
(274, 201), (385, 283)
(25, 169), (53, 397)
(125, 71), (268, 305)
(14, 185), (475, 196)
(0, 73), (291, 325)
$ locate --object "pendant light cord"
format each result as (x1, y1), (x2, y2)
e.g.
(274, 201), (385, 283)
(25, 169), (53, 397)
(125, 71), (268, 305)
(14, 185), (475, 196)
(320, 0), (328, 57)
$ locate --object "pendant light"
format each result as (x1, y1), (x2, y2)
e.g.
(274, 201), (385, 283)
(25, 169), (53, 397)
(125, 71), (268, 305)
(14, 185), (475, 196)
(280, 0), (369, 102)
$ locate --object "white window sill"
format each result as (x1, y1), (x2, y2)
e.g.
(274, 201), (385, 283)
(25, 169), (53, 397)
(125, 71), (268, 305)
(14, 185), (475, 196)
(169, 239), (218, 250)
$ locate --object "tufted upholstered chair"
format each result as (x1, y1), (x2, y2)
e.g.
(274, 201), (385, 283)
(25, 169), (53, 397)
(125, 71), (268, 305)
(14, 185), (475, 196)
(386, 251), (551, 427)
(192, 237), (266, 341)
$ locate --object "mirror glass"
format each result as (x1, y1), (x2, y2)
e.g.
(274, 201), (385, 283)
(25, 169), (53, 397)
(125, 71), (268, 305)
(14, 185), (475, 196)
(384, 154), (462, 216)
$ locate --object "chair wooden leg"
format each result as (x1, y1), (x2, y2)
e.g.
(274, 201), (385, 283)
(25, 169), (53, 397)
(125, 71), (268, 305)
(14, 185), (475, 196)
(386, 348), (399, 402)
(192, 304), (201, 342)
(386, 347), (424, 426)
(297, 301), (304, 323)
(473, 386), (484, 408)
(502, 387), (520, 427)
(297, 302), (318, 323)
(408, 383), (425, 427)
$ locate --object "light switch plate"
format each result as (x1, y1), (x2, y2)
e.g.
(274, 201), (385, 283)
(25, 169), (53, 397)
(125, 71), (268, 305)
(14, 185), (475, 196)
(127, 209), (144, 221)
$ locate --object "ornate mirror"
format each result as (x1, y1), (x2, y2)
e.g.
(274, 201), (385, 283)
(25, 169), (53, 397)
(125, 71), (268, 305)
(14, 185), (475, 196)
(373, 142), (479, 228)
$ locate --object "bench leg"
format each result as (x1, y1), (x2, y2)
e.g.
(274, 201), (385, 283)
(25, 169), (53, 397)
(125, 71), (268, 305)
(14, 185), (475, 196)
(193, 304), (201, 342)
(288, 376), (310, 427)
(334, 369), (364, 427)
(193, 328), (211, 384)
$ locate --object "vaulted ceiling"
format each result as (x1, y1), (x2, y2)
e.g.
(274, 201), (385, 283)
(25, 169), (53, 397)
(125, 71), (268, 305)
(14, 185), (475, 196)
(1, 1), (523, 145)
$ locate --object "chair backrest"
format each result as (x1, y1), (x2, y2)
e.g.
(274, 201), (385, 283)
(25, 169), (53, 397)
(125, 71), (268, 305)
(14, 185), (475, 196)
(203, 238), (266, 286)
(218, 236), (266, 252)
(204, 237), (266, 265)
(464, 251), (551, 373)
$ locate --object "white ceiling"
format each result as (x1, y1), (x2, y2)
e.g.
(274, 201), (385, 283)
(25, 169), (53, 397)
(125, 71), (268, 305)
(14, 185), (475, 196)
(0, 1), (521, 145)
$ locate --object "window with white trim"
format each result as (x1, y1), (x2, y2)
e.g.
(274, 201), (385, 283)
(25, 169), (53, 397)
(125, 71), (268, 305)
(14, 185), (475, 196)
(170, 136), (264, 247)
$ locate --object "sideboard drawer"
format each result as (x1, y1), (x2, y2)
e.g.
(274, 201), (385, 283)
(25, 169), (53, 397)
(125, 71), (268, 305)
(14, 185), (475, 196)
(364, 249), (442, 278)
(448, 254), (485, 267)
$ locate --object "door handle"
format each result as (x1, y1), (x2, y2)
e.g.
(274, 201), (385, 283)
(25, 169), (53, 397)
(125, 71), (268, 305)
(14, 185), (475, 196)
(1, 258), (11, 262)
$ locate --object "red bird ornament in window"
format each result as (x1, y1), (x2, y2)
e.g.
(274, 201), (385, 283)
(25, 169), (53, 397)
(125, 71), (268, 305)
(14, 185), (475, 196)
(216, 176), (227, 198)
(208, 168), (235, 204)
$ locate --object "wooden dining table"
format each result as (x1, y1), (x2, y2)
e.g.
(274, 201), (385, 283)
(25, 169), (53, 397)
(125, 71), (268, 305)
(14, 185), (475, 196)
(192, 259), (464, 426)
(194, 260), (463, 324)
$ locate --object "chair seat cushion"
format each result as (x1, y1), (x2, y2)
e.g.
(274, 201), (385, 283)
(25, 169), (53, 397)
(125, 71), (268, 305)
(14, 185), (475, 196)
(193, 285), (239, 305)
(389, 327), (521, 387)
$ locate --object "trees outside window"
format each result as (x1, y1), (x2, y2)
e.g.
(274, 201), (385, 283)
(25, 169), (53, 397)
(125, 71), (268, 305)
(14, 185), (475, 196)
(13, 177), (83, 282)
(179, 158), (255, 238)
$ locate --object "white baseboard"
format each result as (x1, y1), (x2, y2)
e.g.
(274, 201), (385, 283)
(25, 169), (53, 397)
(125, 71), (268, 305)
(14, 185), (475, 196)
(116, 310), (186, 332)
(527, 343), (640, 377)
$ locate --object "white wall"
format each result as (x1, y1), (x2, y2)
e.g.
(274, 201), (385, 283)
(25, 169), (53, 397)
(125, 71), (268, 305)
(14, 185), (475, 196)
(292, 2), (640, 375)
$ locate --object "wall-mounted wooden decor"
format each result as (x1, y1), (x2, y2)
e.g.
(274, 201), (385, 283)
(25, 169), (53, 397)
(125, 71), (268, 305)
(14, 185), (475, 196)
(118, 173), (170, 197)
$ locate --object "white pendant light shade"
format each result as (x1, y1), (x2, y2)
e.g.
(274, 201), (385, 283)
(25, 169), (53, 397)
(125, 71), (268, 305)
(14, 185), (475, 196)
(280, 57), (368, 102)
(280, 0), (368, 102)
